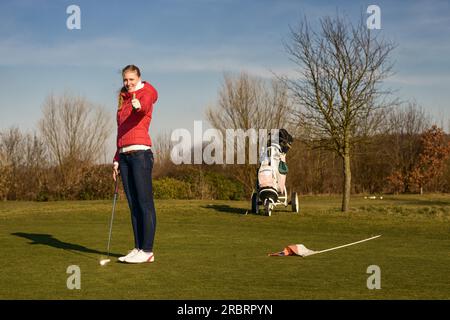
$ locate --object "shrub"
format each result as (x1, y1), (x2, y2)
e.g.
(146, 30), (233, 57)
(204, 171), (245, 200)
(153, 177), (192, 199)
(78, 165), (113, 200)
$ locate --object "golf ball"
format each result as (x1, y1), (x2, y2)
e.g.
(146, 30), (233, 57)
(100, 259), (110, 266)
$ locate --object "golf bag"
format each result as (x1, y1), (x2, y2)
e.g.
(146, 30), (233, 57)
(257, 129), (293, 203)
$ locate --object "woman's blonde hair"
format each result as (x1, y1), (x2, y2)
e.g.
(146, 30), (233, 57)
(118, 65), (141, 110)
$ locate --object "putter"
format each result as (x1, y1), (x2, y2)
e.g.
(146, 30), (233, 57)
(100, 178), (120, 266)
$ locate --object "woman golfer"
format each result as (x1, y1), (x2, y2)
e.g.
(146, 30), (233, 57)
(112, 64), (158, 263)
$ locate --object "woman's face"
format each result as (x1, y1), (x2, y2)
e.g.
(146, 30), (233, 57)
(123, 71), (141, 92)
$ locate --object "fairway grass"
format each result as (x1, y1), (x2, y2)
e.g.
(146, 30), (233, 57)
(0, 194), (449, 299)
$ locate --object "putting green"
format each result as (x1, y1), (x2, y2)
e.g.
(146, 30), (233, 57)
(0, 195), (449, 299)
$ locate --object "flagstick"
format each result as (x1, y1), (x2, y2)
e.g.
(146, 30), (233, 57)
(308, 235), (381, 256)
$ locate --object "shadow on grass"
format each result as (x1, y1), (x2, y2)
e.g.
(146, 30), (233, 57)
(11, 232), (122, 259)
(203, 204), (248, 215)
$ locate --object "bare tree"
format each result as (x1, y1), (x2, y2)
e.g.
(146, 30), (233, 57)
(0, 127), (49, 200)
(0, 152), (10, 200)
(207, 72), (292, 132)
(385, 101), (430, 136)
(385, 103), (432, 193)
(0, 127), (24, 166)
(206, 72), (293, 193)
(283, 15), (397, 211)
(39, 93), (112, 188)
(154, 131), (172, 165)
(23, 132), (47, 170)
(0, 127), (25, 199)
(153, 130), (176, 177)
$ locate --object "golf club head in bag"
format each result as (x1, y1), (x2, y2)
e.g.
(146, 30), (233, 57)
(268, 128), (294, 154)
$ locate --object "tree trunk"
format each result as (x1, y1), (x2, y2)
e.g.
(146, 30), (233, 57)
(341, 144), (351, 212)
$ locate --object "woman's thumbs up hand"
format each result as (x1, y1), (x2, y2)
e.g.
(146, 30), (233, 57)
(131, 93), (141, 110)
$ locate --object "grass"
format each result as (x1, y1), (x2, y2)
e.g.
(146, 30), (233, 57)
(0, 194), (449, 299)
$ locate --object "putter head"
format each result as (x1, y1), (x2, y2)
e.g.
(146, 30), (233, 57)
(99, 259), (111, 266)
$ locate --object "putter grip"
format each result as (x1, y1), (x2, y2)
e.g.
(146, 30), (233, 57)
(114, 179), (119, 194)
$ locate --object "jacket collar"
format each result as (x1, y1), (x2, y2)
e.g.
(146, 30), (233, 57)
(130, 80), (144, 92)
(121, 81), (147, 98)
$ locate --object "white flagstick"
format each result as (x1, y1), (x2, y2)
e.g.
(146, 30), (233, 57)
(304, 235), (381, 257)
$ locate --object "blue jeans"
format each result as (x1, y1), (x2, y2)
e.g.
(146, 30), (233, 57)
(119, 149), (156, 252)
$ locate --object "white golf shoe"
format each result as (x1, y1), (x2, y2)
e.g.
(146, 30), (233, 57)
(118, 248), (140, 262)
(124, 250), (155, 263)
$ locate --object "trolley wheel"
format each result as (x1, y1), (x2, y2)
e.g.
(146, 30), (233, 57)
(251, 192), (259, 214)
(264, 200), (272, 217)
(291, 192), (299, 213)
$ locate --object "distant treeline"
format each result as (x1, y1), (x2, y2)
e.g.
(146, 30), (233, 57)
(1, 129), (449, 201)
(1, 79), (450, 201)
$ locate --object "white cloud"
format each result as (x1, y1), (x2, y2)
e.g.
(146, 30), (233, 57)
(0, 36), (296, 79)
(0, 36), (136, 66)
(388, 74), (450, 86)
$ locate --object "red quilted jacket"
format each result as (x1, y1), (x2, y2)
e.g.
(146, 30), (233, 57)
(113, 81), (158, 162)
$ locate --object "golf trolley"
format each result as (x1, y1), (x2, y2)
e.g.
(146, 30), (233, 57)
(251, 129), (299, 216)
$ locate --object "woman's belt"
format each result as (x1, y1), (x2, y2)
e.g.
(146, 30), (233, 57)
(119, 145), (151, 154)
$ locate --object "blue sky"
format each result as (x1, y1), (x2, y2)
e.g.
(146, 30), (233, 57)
(1, 0), (450, 156)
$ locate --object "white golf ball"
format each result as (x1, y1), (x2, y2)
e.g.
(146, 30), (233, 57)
(99, 259), (110, 266)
